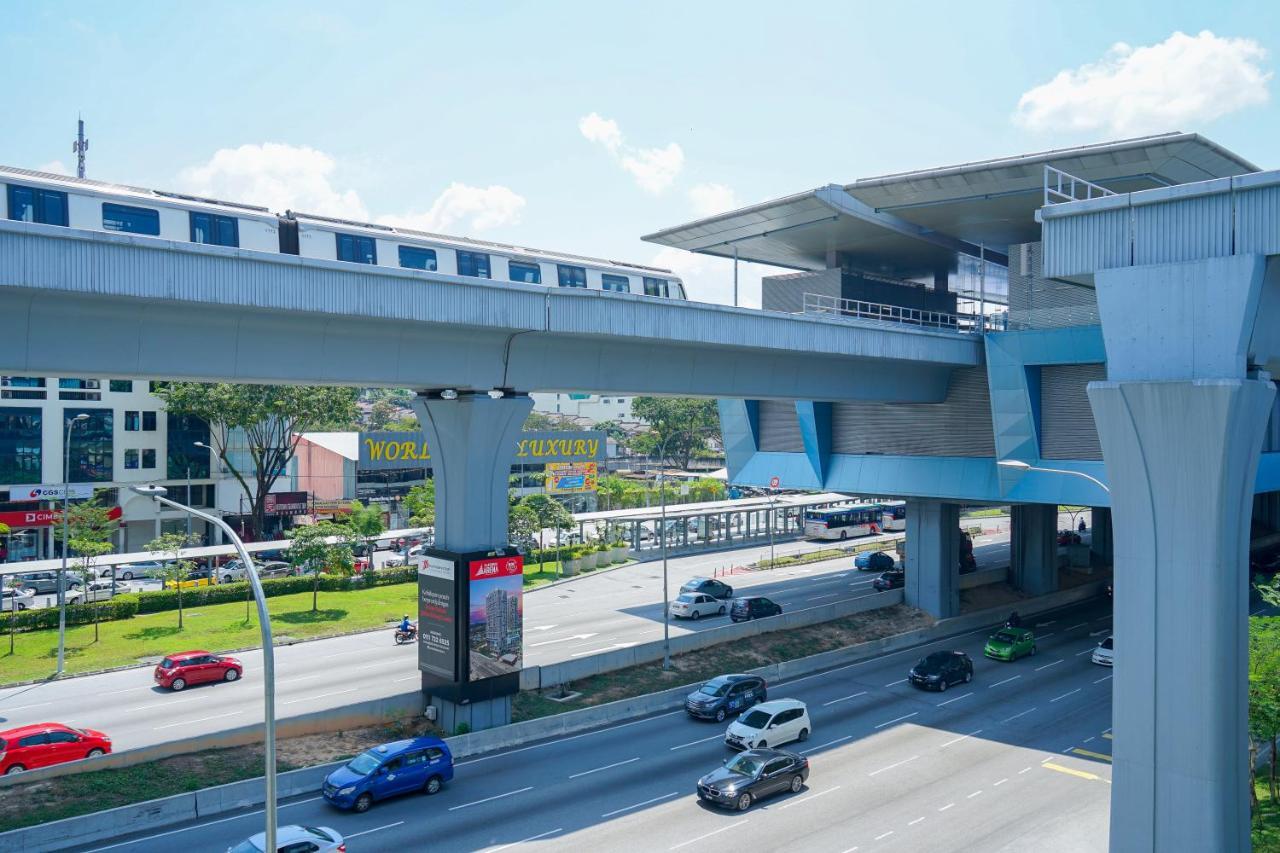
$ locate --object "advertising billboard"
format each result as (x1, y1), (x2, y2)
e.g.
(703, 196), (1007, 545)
(264, 491), (309, 515)
(360, 430), (604, 472)
(467, 555), (523, 681)
(544, 461), (598, 494)
(417, 555), (458, 680)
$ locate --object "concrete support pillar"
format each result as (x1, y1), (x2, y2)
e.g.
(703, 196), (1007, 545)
(1009, 504), (1058, 595)
(1090, 506), (1113, 565)
(410, 391), (532, 553)
(904, 500), (959, 618)
(1089, 378), (1274, 852)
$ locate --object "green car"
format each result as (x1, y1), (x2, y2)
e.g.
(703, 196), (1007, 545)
(984, 627), (1036, 661)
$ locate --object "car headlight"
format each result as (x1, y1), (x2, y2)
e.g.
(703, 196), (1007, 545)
(337, 786), (355, 796)
(927, 674), (940, 680)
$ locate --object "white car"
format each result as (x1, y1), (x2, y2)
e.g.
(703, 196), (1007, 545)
(725, 698), (811, 751)
(107, 561), (168, 581)
(228, 825), (345, 853)
(1091, 635), (1114, 667)
(670, 592), (727, 620)
(68, 580), (118, 604)
(1, 587), (36, 611)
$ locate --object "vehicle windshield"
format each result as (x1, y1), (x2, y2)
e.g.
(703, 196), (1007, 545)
(683, 578), (706, 588)
(698, 679), (731, 698)
(1101, 637), (1114, 650)
(677, 593), (697, 603)
(739, 709), (771, 729)
(724, 754), (763, 776)
(346, 750), (382, 776)
(920, 652), (950, 668)
(228, 841), (263, 853)
(992, 631), (1019, 643)
(160, 658), (175, 669)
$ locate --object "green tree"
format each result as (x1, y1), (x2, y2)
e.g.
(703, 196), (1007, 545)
(286, 521), (356, 612)
(597, 475), (627, 511)
(594, 420), (629, 442)
(154, 383), (359, 539)
(146, 533), (200, 630)
(61, 500), (119, 642)
(347, 500), (386, 565)
(522, 410), (585, 432)
(385, 415), (420, 431)
(630, 398), (720, 469)
(1249, 615), (1280, 813)
(516, 494), (574, 553)
(508, 504), (539, 551)
(368, 399), (397, 430)
(403, 480), (436, 528)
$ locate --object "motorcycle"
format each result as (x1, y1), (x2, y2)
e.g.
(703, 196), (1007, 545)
(394, 624), (418, 645)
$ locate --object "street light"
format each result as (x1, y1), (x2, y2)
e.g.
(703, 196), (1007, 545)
(193, 440), (213, 543)
(997, 459), (1111, 494)
(56, 413), (90, 677)
(129, 484), (277, 852)
(654, 428), (706, 671)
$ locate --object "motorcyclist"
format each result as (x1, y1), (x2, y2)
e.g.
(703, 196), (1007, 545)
(1078, 518), (1087, 533)
(399, 614), (414, 634)
(1005, 610), (1022, 629)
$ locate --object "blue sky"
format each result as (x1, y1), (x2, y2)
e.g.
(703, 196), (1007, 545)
(4, 1), (1278, 304)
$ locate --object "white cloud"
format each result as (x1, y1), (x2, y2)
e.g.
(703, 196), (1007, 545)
(37, 160), (71, 176)
(377, 182), (526, 233)
(1015, 30), (1271, 135)
(579, 112), (684, 194)
(688, 183), (740, 217)
(650, 246), (788, 309)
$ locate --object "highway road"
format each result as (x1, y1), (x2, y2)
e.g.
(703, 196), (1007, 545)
(0, 532), (1019, 753)
(80, 596), (1120, 853)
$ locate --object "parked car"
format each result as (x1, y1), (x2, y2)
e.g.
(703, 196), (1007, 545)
(154, 650), (243, 691)
(107, 561), (168, 580)
(322, 736), (453, 812)
(908, 650), (973, 692)
(1092, 635), (1114, 667)
(218, 559), (260, 584)
(697, 748), (809, 811)
(854, 551), (895, 572)
(257, 561), (298, 579)
(227, 825), (345, 853)
(1058, 529), (1083, 546)
(685, 674), (767, 722)
(724, 699), (810, 751)
(12, 571), (80, 596)
(0, 587), (36, 611)
(0, 723), (111, 774)
(680, 577), (734, 599)
(164, 567), (215, 590)
(984, 627), (1037, 661)
(873, 569), (905, 591)
(69, 580), (118, 604)
(670, 592), (727, 620)
(730, 596), (782, 622)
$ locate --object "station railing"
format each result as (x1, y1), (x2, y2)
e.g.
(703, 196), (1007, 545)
(802, 292), (1006, 334)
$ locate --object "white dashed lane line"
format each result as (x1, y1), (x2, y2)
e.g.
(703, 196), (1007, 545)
(1001, 707), (1037, 724)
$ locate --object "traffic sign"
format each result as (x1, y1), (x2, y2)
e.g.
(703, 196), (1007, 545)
(769, 475), (780, 489)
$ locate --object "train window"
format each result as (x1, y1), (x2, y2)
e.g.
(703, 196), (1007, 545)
(601, 274), (630, 293)
(102, 203), (160, 236)
(557, 265), (587, 288)
(643, 277), (670, 297)
(7, 185), (68, 226)
(190, 212), (239, 247)
(398, 246), (438, 271)
(508, 261), (541, 283)
(456, 251), (491, 279)
(336, 233), (377, 265)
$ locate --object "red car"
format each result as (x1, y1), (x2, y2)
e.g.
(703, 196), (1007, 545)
(154, 650), (243, 691)
(0, 723), (111, 775)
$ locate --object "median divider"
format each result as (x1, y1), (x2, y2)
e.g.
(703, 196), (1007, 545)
(959, 565), (1008, 590)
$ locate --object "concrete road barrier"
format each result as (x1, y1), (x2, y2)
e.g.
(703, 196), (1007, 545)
(959, 566), (1008, 589)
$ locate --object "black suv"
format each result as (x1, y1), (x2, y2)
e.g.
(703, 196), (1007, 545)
(908, 650), (973, 691)
(680, 577), (734, 599)
(873, 569), (905, 591)
(730, 596), (782, 622)
(685, 674), (768, 722)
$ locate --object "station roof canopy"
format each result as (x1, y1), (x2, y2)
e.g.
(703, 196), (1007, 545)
(642, 133), (1258, 273)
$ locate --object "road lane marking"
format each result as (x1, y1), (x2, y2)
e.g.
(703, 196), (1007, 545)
(346, 821), (405, 839)
(1034, 659), (1064, 671)
(1038, 632), (1056, 639)
(868, 755), (918, 776)
(154, 710), (241, 730)
(1019, 766), (1032, 774)
(908, 817), (925, 826)
(276, 674), (326, 685)
(486, 827), (564, 851)
(281, 687), (359, 706)
(1252, 607), (1266, 616)
(937, 691), (973, 707)
(670, 820), (749, 850)
(528, 633), (599, 648)
(1083, 736), (1094, 743)
(967, 790), (983, 798)
(884, 678), (907, 687)
(940, 729), (982, 748)
(1093, 673), (1113, 684)
(1102, 733), (1114, 740)
(938, 803), (955, 812)
(993, 778), (1008, 786)
(455, 710), (685, 766)
(780, 786), (842, 809)
(569, 756), (639, 779)
(801, 735), (852, 754)
(988, 675), (1021, 688)
(449, 786), (534, 811)
(602, 790), (679, 817)
(807, 593), (840, 601)
(1036, 620), (1056, 627)
(1050, 688), (1082, 703)
(1071, 747), (1113, 762)
(1001, 707), (1036, 724)
(0, 701), (50, 713)
(571, 642), (636, 657)
(874, 712), (917, 729)
(874, 830), (894, 841)
(1089, 629), (1108, 637)
(1076, 647), (1097, 656)
(1066, 623), (1086, 631)
(1042, 761), (1106, 782)
(823, 691), (867, 706)
(670, 734), (723, 750)
(393, 674), (419, 683)
(127, 695), (207, 712)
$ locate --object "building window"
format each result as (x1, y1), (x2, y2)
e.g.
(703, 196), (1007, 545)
(643, 277), (670, 297)
(124, 449), (139, 469)
(190, 212), (239, 247)
(166, 414), (211, 479)
(6, 184), (68, 226)
(602, 274), (630, 293)
(336, 233), (377, 264)
(398, 246), (438, 271)
(508, 261), (541, 284)
(124, 411), (140, 431)
(102, 203), (160, 236)
(142, 449), (156, 469)
(0, 407), (41, 485)
(58, 391), (101, 400)
(64, 408), (113, 483)
(456, 251), (490, 278)
(1, 377), (46, 400)
(109, 380), (133, 393)
(142, 411), (157, 431)
(557, 265), (587, 288)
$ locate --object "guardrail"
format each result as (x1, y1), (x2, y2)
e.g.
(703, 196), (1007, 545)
(1043, 164), (1117, 205)
(802, 293), (1006, 334)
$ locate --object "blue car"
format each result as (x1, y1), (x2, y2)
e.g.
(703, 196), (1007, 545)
(322, 736), (453, 812)
(854, 551), (895, 571)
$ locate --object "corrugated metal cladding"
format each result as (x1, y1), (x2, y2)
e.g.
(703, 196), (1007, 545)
(1039, 363), (1106, 460)
(1041, 207), (1131, 279)
(1132, 193), (1232, 266)
(763, 269), (841, 313)
(830, 367), (995, 457)
(1007, 243), (1098, 329)
(758, 401), (804, 452)
(1235, 184), (1280, 256)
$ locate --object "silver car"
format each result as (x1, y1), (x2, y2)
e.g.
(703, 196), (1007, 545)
(1, 587), (36, 611)
(228, 825), (344, 853)
(108, 561), (168, 581)
(670, 592), (727, 620)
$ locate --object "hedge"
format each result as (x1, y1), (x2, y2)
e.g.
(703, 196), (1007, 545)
(0, 594), (139, 633)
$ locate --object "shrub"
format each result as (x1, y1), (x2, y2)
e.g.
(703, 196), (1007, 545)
(0, 593), (139, 633)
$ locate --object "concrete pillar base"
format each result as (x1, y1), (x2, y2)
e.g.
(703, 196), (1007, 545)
(904, 500), (959, 618)
(1010, 504), (1059, 595)
(429, 693), (511, 733)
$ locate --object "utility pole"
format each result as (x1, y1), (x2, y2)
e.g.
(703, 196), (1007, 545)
(72, 116), (89, 179)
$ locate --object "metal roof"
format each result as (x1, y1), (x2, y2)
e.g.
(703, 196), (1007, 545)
(642, 133), (1258, 272)
(0, 164), (272, 214)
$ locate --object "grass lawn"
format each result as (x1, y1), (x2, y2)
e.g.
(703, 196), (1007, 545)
(1260, 780), (1280, 852)
(0, 582), (417, 685)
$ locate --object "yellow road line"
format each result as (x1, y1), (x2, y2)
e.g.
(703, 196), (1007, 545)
(1101, 733), (1113, 740)
(1070, 748), (1113, 762)
(1042, 761), (1110, 783)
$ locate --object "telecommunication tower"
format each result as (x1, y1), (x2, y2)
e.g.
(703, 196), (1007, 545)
(72, 116), (88, 178)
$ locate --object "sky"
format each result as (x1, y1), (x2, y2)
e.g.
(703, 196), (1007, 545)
(4, 1), (1278, 306)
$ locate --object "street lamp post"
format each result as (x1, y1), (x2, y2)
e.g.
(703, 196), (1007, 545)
(130, 484), (277, 852)
(997, 459), (1111, 494)
(57, 413), (89, 677)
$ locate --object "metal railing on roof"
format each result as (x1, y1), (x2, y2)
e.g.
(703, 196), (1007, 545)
(1044, 165), (1117, 206)
(802, 292), (1006, 334)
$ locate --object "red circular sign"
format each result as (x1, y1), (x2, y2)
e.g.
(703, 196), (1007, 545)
(769, 476), (780, 489)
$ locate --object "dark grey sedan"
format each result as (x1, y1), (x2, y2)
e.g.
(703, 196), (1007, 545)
(696, 748), (809, 811)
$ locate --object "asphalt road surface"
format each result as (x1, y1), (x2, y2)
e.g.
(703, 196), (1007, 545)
(80, 596), (1120, 853)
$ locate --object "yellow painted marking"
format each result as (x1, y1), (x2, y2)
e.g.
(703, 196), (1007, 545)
(1042, 762), (1107, 783)
(1071, 748), (1113, 762)
(1101, 733), (1113, 740)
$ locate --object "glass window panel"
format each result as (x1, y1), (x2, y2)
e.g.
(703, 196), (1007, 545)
(142, 449), (156, 469)
(0, 406), (42, 485)
(557, 265), (587, 288)
(102, 203), (160, 236)
(508, 261), (541, 283)
(7, 186), (35, 222)
(109, 380), (133, 393)
(124, 411), (139, 431)
(65, 408), (113, 483)
(398, 246), (438, 271)
(601, 274), (630, 293)
(142, 411), (157, 431)
(215, 216), (238, 247)
(166, 414), (210, 479)
(457, 251), (490, 279)
(190, 212), (210, 243)
(40, 191), (68, 226)
(643, 277), (669, 297)
(124, 449), (139, 469)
